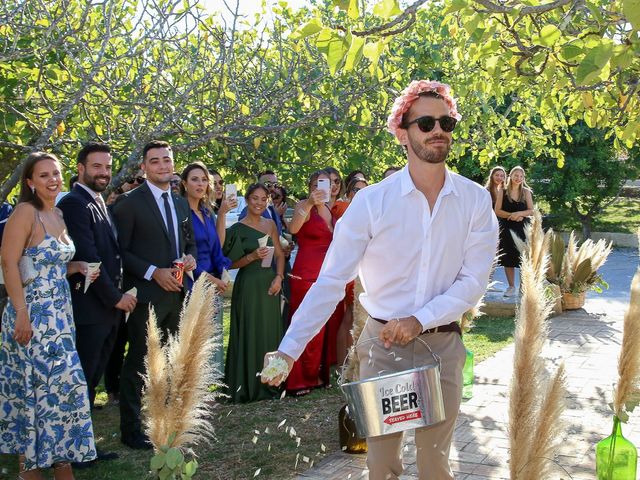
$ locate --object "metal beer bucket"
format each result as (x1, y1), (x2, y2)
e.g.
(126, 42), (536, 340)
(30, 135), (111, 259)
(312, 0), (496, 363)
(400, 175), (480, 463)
(339, 337), (446, 438)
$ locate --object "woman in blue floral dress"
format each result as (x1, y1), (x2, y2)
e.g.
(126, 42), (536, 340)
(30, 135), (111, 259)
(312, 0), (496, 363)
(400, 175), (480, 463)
(0, 152), (97, 480)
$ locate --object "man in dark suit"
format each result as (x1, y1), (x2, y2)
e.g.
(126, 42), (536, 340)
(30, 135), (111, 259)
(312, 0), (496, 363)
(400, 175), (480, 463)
(58, 142), (138, 464)
(112, 140), (197, 449)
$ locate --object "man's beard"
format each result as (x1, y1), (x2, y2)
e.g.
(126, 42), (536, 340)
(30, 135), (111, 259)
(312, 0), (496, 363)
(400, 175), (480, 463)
(84, 172), (111, 192)
(409, 135), (451, 164)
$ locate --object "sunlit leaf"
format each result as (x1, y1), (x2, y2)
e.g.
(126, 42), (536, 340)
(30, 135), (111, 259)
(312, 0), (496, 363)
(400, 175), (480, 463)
(373, 0), (402, 19)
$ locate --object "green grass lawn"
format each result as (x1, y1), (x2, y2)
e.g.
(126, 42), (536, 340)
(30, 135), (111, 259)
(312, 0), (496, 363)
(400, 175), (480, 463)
(539, 197), (640, 234)
(0, 314), (514, 479)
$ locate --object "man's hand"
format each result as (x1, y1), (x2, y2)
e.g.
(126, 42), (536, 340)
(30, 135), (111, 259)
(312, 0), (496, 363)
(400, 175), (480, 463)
(115, 293), (137, 313)
(183, 254), (197, 272)
(378, 316), (423, 349)
(261, 351), (294, 387)
(152, 268), (182, 292)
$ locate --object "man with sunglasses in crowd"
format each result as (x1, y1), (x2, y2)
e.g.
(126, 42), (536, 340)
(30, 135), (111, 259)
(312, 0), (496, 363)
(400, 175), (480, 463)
(263, 80), (499, 479)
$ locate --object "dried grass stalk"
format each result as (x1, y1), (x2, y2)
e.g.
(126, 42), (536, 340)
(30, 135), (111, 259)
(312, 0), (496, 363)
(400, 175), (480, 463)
(520, 365), (567, 480)
(509, 209), (565, 479)
(144, 307), (170, 448)
(143, 276), (221, 450)
(612, 264), (640, 419)
(344, 278), (367, 383)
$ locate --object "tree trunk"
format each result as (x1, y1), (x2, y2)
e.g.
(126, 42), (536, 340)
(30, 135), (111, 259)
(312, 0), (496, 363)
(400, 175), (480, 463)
(581, 216), (592, 239)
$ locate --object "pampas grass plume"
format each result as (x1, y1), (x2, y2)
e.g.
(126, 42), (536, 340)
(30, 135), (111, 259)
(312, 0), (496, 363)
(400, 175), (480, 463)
(344, 278), (367, 383)
(509, 209), (566, 479)
(612, 255), (640, 419)
(143, 276), (221, 450)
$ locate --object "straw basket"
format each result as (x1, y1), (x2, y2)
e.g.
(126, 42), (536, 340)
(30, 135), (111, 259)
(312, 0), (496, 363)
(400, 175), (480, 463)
(562, 291), (586, 310)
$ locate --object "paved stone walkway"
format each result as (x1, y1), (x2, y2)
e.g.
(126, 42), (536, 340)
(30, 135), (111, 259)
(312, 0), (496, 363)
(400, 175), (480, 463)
(299, 249), (640, 479)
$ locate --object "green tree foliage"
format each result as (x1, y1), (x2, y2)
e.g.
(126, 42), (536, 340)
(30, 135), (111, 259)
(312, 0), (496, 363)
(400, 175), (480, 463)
(0, 0), (383, 199)
(530, 122), (640, 238)
(2, 0), (638, 200)
(296, 0), (639, 165)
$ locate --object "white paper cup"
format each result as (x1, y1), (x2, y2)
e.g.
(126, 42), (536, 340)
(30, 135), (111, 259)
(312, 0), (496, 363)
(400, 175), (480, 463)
(84, 262), (101, 293)
(261, 246), (275, 267)
(258, 234), (270, 248)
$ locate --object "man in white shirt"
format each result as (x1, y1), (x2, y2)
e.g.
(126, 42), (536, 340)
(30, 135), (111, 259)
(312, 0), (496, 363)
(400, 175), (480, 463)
(262, 80), (499, 479)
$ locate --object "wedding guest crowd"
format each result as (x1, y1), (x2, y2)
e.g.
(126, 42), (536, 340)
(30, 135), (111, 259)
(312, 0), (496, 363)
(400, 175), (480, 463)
(0, 136), (392, 480)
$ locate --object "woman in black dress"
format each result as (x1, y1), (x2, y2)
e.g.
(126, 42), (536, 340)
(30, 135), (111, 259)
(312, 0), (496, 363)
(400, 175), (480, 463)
(495, 166), (534, 297)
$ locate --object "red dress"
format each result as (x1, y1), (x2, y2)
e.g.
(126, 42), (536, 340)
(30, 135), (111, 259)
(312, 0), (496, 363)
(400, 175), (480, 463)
(332, 201), (355, 306)
(286, 207), (345, 392)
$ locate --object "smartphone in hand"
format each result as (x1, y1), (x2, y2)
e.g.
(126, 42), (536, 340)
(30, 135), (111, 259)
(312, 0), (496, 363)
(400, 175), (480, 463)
(316, 178), (330, 202)
(225, 183), (237, 202)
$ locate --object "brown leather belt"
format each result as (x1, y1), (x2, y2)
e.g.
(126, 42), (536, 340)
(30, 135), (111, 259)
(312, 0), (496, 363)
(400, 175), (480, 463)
(371, 318), (462, 337)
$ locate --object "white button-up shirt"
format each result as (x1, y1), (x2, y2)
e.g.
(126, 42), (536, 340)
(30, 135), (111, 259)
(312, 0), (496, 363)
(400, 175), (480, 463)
(144, 181), (180, 280)
(279, 166), (499, 360)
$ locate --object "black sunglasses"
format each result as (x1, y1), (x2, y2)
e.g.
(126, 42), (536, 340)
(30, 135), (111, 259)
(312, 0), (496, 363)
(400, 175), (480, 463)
(405, 115), (457, 133)
(351, 186), (363, 194)
(169, 179), (181, 186)
(127, 176), (145, 185)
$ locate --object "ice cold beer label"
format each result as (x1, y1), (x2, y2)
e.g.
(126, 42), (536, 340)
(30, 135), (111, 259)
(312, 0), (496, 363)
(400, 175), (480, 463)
(379, 380), (423, 431)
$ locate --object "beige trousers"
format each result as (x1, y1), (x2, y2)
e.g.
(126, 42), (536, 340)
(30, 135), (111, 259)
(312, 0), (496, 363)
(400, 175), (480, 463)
(356, 318), (465, 480)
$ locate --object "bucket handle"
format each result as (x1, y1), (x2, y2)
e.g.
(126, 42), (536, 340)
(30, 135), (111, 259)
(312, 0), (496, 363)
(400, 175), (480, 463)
(340, 335), (441, 385)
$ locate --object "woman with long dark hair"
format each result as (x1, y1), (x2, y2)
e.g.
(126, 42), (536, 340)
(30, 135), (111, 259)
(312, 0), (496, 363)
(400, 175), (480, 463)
(0, 152), (98, 479)
(180, 162), (232, 374)
(223, 183), (285, 402)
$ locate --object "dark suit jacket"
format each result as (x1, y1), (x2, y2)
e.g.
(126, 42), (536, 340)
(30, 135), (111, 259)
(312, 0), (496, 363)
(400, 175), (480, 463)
(112, 182), (197, 304)
(58, 185), (123, 326)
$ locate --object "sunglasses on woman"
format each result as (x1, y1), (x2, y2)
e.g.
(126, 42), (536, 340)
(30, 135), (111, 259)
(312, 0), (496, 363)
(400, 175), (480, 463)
(405, 115), (457, 133)
(126, 176), (145, 185)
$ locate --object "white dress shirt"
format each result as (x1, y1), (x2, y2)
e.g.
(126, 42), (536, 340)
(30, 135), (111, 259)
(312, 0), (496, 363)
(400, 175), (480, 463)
(144, 181), (180, 280)
(279, 166), (499, 360)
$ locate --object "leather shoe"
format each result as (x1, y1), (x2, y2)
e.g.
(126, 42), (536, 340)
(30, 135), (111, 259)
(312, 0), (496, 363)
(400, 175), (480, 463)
(121, 432), (153, 450)
(97, 448), (119, 461)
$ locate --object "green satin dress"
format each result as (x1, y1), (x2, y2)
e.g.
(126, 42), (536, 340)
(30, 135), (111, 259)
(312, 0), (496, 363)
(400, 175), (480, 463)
(223, 222), (283, 403)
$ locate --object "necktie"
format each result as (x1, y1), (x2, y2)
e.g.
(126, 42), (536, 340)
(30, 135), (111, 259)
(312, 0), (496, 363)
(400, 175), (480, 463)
(95, 194), (111, 226)
(162, 192), (178, 259)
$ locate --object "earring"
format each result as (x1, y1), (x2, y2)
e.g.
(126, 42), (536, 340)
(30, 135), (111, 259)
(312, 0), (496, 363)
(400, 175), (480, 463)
(30, 186), (35, 194)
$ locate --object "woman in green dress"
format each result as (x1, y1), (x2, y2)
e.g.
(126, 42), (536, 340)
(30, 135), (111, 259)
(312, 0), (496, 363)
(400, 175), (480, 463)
(223, 183), (286, 402)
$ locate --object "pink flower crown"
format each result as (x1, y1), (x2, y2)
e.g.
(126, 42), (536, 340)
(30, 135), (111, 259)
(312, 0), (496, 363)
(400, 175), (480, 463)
(387, 80), (462, 135)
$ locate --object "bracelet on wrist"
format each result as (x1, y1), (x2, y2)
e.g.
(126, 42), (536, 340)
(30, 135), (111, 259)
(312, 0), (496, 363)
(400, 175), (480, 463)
(14, 305), (27, 311)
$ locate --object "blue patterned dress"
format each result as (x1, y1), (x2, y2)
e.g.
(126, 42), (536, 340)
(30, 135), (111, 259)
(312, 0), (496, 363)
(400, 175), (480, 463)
(0, 234), (96, 470)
